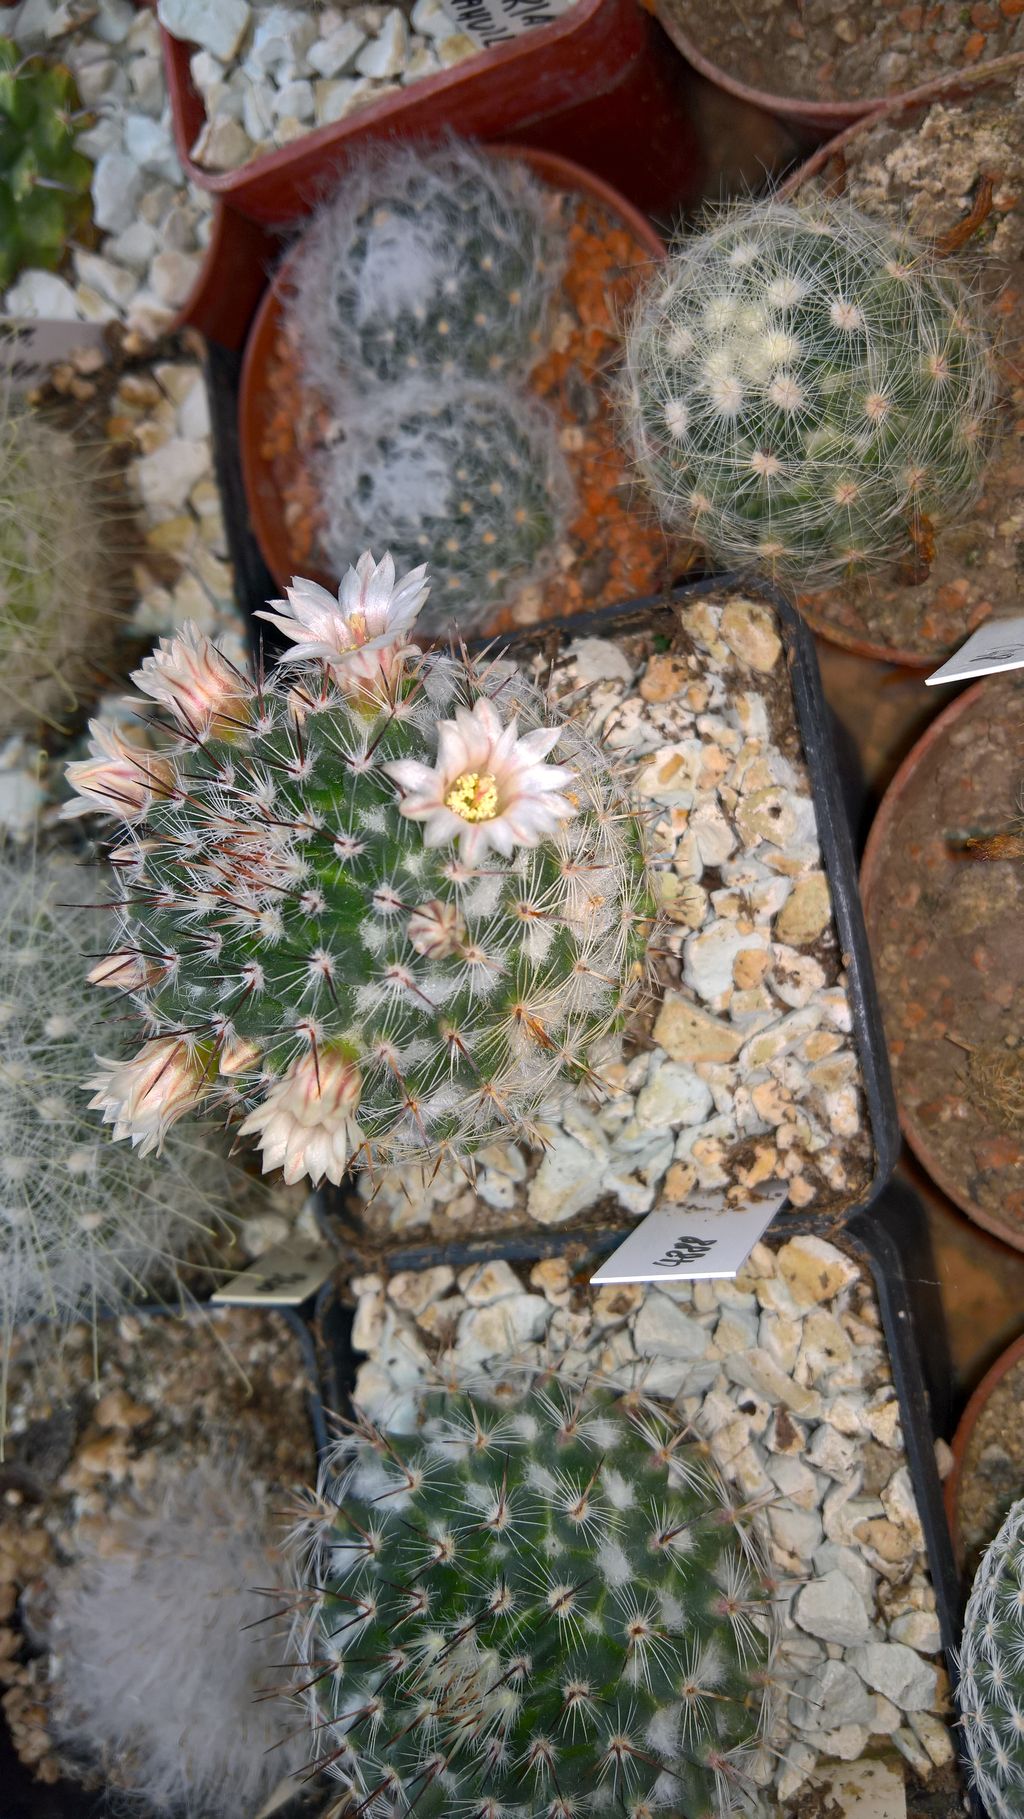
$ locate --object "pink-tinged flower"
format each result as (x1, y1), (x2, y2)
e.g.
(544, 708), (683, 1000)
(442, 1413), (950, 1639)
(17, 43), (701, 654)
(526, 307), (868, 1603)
(87, 950), (163, 991)
(407, 899), (465, 958)
(62, 721), (176, 823)
(385, 696), (577, 863)
(237, 1051), (363, 1187)
(131, 623), (248, 738)
(255, 551), (429, 687)
(86, 1038), (207, 1155)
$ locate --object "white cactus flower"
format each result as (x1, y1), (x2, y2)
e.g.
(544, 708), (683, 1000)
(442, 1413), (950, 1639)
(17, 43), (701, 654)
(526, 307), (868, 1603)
(237, 1051), (363, 1188)
(87, 1038), (207, 1156)
(386, 695), (577, 863)
(255, 550), (429, 683)
(63, 721), (176, 823)
(130, 623), (247, 737)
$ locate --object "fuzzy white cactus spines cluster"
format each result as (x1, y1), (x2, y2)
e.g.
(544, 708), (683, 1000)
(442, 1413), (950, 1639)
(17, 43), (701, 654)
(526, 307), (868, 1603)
(290, 139), (562, 396)
(64, 551), (653, 1193)
(316, 382), (572, 634)
(957, 1498), (1024, 1818)
(624, 197), (995, 588)
(0, 847), (246, 1409)
(287, 1371), (781, 1818)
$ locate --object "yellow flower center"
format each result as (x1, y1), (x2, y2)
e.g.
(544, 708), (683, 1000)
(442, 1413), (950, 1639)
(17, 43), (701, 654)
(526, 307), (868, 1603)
(445, 771), (499, 822)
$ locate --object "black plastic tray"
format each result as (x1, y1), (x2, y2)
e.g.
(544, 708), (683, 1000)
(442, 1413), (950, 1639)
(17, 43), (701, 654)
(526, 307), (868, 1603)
(309, 1189), (974, 1811)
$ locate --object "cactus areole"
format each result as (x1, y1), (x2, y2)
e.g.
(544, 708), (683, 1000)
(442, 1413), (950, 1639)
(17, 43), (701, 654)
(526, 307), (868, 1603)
(290, 1373), (780, 1818)
(64, 552), (653, 1190)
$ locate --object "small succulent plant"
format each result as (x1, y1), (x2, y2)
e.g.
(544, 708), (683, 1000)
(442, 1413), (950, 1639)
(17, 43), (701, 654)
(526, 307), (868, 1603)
(63, 551), (652, 1191)
(288, 1369), (781, 1817)
(0, 397), (128, 739)
(290, 140), (561, 394)
(0, 38), (92, 289)
(623, 196), (996, 589)
(0, 844), (254, 1425)
(957, 1497), (1024, 1819)
(316, 383), (571, 633)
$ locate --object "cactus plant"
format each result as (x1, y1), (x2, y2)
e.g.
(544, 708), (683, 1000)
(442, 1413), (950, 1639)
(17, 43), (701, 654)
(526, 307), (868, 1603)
(289, 140), (561, 395)
(623, 196), (996, 589)
(0, 841), (268, 1424)
(316, 381), (571, 633)
(62, 550), (653, 1191)
(0, 38), (92, 289)
(957, 1496), (1024, 1819)
(0, 398), (128, 739)
(287, 1369), (780, 1816)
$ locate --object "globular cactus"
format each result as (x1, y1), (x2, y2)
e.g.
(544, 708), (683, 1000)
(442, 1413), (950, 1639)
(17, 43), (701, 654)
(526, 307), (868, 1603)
(0, 399), (128, 739)
(287, 1370), (780, 1818)
(0, 845), (243, 1410)
(623, 197), (996, 588)
(317, 381), (571, 634)
(62, 551), (652, 1191)
(290, 140), (561, 394)
(956, 1497), (1024, 1819)
(0, 38), (92, 288)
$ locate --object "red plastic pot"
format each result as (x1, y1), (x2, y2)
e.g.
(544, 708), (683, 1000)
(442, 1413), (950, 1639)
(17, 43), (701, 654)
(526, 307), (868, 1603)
(945, 1331), (1024, 1557)
(654, 9), (1024, 135)
(158, 0), (700, 226)
(238, 144), (666, 601)
(171, 203), (280, 349)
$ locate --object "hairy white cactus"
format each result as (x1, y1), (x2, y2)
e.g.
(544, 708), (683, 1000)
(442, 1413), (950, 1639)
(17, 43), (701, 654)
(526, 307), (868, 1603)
(957, 1497), (1024, 1819)
(623, 196), (995, 588)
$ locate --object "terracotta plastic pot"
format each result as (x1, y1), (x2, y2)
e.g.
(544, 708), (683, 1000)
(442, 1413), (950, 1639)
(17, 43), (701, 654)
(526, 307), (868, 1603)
(861, 680), (1024, 1249)
(171, 203), (280, 350)
(945, 1330), (1024, 1555)
(239, 144), (666, 602)
(795, 597), (938, 671)
(654, 9), (1024, 136)
(159, 0), (700, 226)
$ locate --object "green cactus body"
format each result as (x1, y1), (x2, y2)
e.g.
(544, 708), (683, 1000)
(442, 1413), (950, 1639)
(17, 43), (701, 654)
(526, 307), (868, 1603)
(0, 39), (92, 288)
(318, 383), (571, 633)
(66, 559), (652, 1187)
(291, 141), (561, 392)
(958, 1499), (1024, 1819)
(624, 198), (995, 589)
(291, 1373), (779, 1818)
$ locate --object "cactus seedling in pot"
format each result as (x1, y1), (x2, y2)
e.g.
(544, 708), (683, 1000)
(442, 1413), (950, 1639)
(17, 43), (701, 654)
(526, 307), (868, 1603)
(315, 382), (572, 635)
(289, 140), (562, 396)
(288, 1370), (780, 1816)
(623, 197), (996, 589)
(957, 1496), (1024, 1818)
(0, 38), (92, 289)
(63, 551), (653, 1191)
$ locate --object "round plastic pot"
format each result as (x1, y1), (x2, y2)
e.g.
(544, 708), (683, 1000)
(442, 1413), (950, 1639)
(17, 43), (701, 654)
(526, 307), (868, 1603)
(860, 680), (1024, 1248)
(237, 143), (666, 602)
(158, 0), (700, 226)
(945, 1330), (1024, 1558)
(653, 10), (1024, 135)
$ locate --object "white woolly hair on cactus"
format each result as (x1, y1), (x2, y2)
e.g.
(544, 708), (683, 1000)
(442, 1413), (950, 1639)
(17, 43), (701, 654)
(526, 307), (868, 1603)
(623, 193), (996, 589)
(288, 137), (563, 398)
(49, 1458), (306, 1818)
(0, 841), (274, 1429)
(63, 551), (654, 1194)
(315, 380), (574, 633)
(956, 1496), (1024, 1819)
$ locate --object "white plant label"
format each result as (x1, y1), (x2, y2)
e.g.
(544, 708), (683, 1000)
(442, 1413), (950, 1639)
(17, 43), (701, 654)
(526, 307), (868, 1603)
(926, 613), (1024, 685)
(211, 1234), (334, 1307)
(0, 318), (109, 394)
(447, 0), (564, 47)
(590, 1184), (789, 1286)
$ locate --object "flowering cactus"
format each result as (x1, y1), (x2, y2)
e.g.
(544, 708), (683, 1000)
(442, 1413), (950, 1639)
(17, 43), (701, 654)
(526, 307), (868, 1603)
(289, 139), (561, 394)
(316, 381), (571, 635)
(64, 552), (652, 1190)
(288, 1370), (780, 1817)
(957, 1497), (1024, 1819)
(623, 196), (995, 588)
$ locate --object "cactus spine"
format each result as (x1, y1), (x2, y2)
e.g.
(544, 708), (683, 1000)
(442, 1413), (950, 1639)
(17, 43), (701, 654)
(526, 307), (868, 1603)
(63, 551), (652, 1190)
(0, 38), (92, 288)
(289, 1371), (780, 1817)
(957, 1498), (1024, 1819)
(623, 197), (995, 589)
